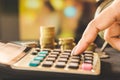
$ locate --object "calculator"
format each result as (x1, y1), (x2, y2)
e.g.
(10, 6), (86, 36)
(11, 47), (101, 75)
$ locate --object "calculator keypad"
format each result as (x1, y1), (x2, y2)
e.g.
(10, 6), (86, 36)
(12, 48), (100, 75)
(29, 48), (94, 71)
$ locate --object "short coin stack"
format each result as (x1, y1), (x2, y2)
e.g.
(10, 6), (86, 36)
(59, 37), (75, 51)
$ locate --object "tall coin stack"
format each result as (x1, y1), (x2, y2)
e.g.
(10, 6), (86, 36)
(40, 26), (55, 49)
(59, 37), (76, 51)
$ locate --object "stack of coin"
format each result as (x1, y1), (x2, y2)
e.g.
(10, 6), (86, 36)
(40, 26), (55, 49)
(59, 37), (76, 51)
(86, 43), (97, 52)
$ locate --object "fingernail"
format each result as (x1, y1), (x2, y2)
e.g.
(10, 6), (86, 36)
(73, 45), (83, 55)
(71, 46), (77, 55)
(73, 47), (79, 55)
(71, 46), (79, 55)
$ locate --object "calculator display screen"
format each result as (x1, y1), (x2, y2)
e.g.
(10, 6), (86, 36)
(0, 43), (26, 64)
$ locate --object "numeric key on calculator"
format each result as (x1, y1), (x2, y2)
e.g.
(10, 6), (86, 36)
(48, 54), (58, 58)
(50, 52), (60, 56)
(55, 62), (66, 68)
(42, 61), (53, 67)
(61, 52), (71, 56)
(34, 56), (44, 61)
(31, 51), (38, 55)
(68, 62), (79, 69)
(60, 55), (69, 59)
(53, 49), (61, 53)
(71, 55), (81, 60)
(46, 57), (56, 62)
(35, 48), (40, 52)
(29, 60), (40, 67)
(69, 58), (80, 63)
(57, 58), (68, 63)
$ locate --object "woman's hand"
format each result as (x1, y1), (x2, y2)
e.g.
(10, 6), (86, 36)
(72, 0), (120, 55)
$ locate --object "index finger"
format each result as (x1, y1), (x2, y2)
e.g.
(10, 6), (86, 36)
(72, 2), (118, 55)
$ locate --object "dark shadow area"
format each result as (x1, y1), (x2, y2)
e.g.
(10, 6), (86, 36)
(0, 57), (117, 80)
(0, 0), (19, 41)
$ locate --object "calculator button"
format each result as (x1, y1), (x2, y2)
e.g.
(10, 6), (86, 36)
(84, 54), (93, 57)
(38, 54), (47, 57)
(71, 56), (81, 59)
(35, 48), (40, 52)
(31, 51), (38, 55)
(48, 55), (58, 58)
(68, 63), (79, 69)
(70, 59), (80, 63)
(38, 51), (48, 55)
(84, 51), (93, 54)
(64, 50), (71, 53)
(55, 62), (66, 68)
(60, 55), (69, 59)
(42, 61), (53, 67)
(29, 60), (40, 67)
(58, 58), (68, 63)
(61, 52), (71, 56)
(50, 52), (59, 56)
(53, 49), (61, 53)
(84, 56), (93, 60)
(34, 56), (44, 62)
(42, 49), (51, 52)
(46, 57), (56, 62)
(81, 63), (92, 71)
(84, 60), (93, 64)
